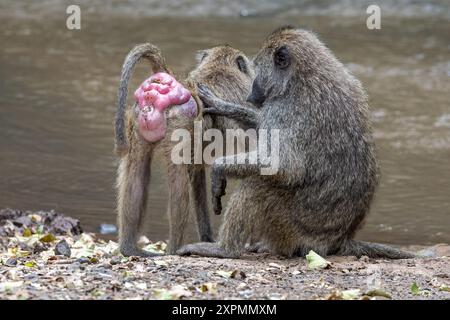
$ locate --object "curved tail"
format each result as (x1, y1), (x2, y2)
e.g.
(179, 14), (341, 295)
(338, 239), (416, 259)
(115, 43), (170, 156)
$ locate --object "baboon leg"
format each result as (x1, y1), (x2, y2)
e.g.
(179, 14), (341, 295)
(117, 142), (160, 257)
(188, 165), (214, 242)
(177, 189), (250, 258)
(166, 163), (191, 255)
(245, 241), (271, 253)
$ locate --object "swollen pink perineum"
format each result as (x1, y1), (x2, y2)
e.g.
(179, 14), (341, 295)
(134, 72), (191, 111)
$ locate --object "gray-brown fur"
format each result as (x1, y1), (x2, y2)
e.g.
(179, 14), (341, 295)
(177, 27), (416, 259)
(115, 43), (254, 256)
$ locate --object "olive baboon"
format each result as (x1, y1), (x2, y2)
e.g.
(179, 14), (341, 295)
(177, 27), (416, 259)
(115, 43), (254, 256)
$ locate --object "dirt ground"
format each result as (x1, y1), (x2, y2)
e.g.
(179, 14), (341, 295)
(0, 209), (449, 300)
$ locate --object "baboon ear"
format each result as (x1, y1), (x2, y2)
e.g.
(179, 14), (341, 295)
(274, 46), (290, 69)
(236, 55), (248, 74)
(196, 50), (208, 64)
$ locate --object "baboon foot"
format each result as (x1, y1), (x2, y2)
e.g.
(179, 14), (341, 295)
(176, 242), (238, 259)
(120, 246), (163, 258)
(200, 234), (215, 242)
(245, 241), (271, 253)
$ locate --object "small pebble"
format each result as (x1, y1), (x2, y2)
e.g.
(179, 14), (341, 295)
(5, 258), (18, 267)
(54, 239), (71, 257)
(110, 256), (121, 265)
(78, 257), (90, 264)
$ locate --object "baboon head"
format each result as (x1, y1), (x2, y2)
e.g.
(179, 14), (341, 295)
(190, 45), (254, 103)
(248, 26), (339, 107)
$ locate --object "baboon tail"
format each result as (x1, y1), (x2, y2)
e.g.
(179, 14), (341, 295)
(338, 239), (417, 259)
(115, 43), (170, 156)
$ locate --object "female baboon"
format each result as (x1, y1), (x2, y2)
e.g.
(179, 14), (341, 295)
(115, 43), (254, 256)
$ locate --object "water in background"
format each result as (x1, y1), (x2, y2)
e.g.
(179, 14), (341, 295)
(0, 0), (449, 245)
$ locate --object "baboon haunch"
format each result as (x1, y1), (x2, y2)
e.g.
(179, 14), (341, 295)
(115, 43), (254, 256)
(177, 27), (415, 259)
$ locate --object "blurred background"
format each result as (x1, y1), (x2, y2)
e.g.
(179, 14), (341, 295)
(0, 0), (449, 245)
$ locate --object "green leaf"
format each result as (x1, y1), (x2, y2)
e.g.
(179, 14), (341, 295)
(24, 260), (36, 268)
(22, 228), (32, 237)
(411, 282), (420, 295)
(36, 225), (44, 235)
(39, 233), (56, 243)
(305, 250), (331, 270)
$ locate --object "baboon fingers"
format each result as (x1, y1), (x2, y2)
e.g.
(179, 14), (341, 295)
(212, 196), (223, 215)
(197, 83), (222, 110)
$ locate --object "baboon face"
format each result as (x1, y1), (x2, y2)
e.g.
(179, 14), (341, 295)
(247, 32), (296, 108)
(195, 46), (252, 78)
(191, 45), (254, 102)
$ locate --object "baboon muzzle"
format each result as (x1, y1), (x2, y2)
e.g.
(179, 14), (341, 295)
(246, 80), (266, 107)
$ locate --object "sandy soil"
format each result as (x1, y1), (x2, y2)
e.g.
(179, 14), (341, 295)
(1, 209), (449, 300)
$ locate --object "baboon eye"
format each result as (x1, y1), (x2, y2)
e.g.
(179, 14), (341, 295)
(274, 46), (290, 69)
(236, 56), (248, 74)
(196, 51), (208, 64)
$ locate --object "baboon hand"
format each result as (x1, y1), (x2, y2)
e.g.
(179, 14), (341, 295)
(211, 166), (227, 215)
(197, 83), (226, 115)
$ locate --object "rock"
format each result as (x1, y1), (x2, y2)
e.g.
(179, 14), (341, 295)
(54, 240), (71, 257)
(359, 255), (370, 262)
(4, 258), (18, 267)
(77, 257), (90, 264)
(110, 256), (121, 265)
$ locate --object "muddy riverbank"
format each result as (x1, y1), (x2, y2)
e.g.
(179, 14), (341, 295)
(1, 209), (449, 300)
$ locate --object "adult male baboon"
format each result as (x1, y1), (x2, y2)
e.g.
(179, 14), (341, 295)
(115, 43), (254, 256)
(177, 27), (415, 259)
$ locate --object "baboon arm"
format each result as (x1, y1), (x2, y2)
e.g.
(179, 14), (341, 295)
(198, 83), (259, 129)
(204, 102), (259, 129)
(209, 152), (265, 215)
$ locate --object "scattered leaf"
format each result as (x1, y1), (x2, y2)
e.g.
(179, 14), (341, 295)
(411, 282), (420, 295)
(135, 282), (147, 290)
(142, 241), (167, 254)
(439, 285), (450, 292)
(89, 257), (99, 264)
(22, 228), (32, 237)
(154, 285), (192, 300)
(39, 233), (56, 243)
(7, 247), (31, 258)
(154, 260), (169, 267)
(215, 270), (234, 278)
(199, 282), (218, 295)
(0, 281), (23, 292)
(24, 260), (37, 268)
(365, 289), (392, 299)
(305, 250), (331, 270)
(36, 225), (44, 235)
(341, 289), (360, 300)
